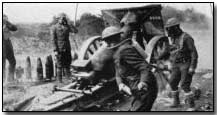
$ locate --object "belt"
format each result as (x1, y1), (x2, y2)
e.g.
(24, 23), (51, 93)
(175, 57), (190, 63)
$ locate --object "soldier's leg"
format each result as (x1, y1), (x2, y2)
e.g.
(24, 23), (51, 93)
(63, 51), (72, 78)
(7, 39), (16, 82)
(136, 85), (158, 111)
(169, 66), (181, 91)
(180, 63), (195, 111)
(130, 75), (158, 111)
(56, 53), (63, 83)
(168, 66), (181, 107)
(180, 63), (192, 93)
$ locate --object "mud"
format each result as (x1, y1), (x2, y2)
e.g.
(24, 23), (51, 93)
(3, 69), (213, 111)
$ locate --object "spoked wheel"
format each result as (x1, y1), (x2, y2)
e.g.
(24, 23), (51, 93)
(78, 36), (103, 60)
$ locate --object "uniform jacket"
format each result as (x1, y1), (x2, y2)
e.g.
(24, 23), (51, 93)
(113, 41), (156, 89)
(170, 32), (198, 69)
(51, 23), (76, 52)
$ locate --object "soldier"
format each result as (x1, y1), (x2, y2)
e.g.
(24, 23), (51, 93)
(165, 18), (198, 111)
(50, 13), (78, 83)
(150, 36), (171, 93)
(120, 12), (145, 49)
(102, 26), (158, 111)
(3, 14), (17, 83)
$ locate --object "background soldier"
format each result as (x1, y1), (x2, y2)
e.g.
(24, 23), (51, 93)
(51, 13), (78, 83)
(3, 14), (18, 83)
(165, 18), (198, 111)
(102, 26), (158, 111)
(120, 12), (145, 49)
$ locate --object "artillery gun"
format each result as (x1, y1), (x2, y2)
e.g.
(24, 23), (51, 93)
(10, 4), (169, 111)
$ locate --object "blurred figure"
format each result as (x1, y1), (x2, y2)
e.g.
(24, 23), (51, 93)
(165, 18), (198, 111)
(50, 13), (78, 83)
(102, 26), (158, 111)
(3, 14), (18, 83)
(120, 12), (145, 49)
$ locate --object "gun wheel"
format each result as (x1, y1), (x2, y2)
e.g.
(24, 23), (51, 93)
(78, 36), (103, 60)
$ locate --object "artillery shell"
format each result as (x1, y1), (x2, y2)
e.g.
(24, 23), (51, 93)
(16, 66), (24, 80)
(25, 56), (32, 80)
(45, 55), (54, 81)
(36, 57), (43, 81)
(49, 55), (54, 79)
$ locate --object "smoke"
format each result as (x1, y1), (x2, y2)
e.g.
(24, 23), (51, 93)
(162, 6), (211, 30)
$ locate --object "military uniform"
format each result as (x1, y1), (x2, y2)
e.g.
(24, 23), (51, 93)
(113, 41), (158, 111)
(3, 21), (17, 82)
(169, 32), (198, 92)
(51, 23), (76, 82)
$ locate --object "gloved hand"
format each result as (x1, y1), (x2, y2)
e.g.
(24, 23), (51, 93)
(188, 67), (195, 75)
(137, 82), (148, 91)
(54, 51), (58, 61)
(119, 83), (132, 96)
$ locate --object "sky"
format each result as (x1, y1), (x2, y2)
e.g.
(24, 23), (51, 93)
(3, 3), (213, 24)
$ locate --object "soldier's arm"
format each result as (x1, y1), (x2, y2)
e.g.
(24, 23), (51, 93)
(69, 24), (78, 33)
(114, 54), (123, 85)
(6, 21), (17, 31)
(120, 47), (153, 85)
(50, 26), (58, 52)
(186, 37), (198, 70)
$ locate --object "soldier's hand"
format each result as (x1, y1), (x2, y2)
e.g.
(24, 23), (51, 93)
(137, 82), (148, 91)
(188, 68), (195, 75)
(54, 51), (58, 61)
(119, 83), (132, 96)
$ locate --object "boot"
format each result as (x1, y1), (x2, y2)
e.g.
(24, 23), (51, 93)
(64, 68), (71, 79)
(184, 91), (195, 111)
(169, 90), (180, 108)
(57, 68), (63, 83)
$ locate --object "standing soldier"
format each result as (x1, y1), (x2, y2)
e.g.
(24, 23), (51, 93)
(102, 26), (158, 111)
(3, 14), (17, 83)
(50, 13), (78, 83)
(165, 18), (198, 111)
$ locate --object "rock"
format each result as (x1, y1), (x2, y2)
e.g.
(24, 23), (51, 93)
(193, 88), (201, 100)
(204, 90), (212, 97)
(202, 72), (213, 79)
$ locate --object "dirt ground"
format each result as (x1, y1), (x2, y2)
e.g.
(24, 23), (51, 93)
(3, 68), (213, 111)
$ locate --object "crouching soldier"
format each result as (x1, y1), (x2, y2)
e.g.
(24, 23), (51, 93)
(102, 26), (158, 111)
(50, 13), (78, 83)
(3, 14), (17, 83)
(165, 18), (198, 111)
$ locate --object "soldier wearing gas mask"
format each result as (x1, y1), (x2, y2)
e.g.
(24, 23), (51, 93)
(165, 18), (198, 111)
(50, 13), (78, 83)
(3, 14), (18, 83)
(102, 26), (158, 111)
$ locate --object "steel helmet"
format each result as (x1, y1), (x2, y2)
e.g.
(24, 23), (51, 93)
(165, 17), (180, 28)
(120, 12), (138, 25)
(57, 13), (67, 18)
(102, 26), (121, 40)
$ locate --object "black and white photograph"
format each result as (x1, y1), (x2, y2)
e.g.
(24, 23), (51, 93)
(2, 2), (214, 111)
